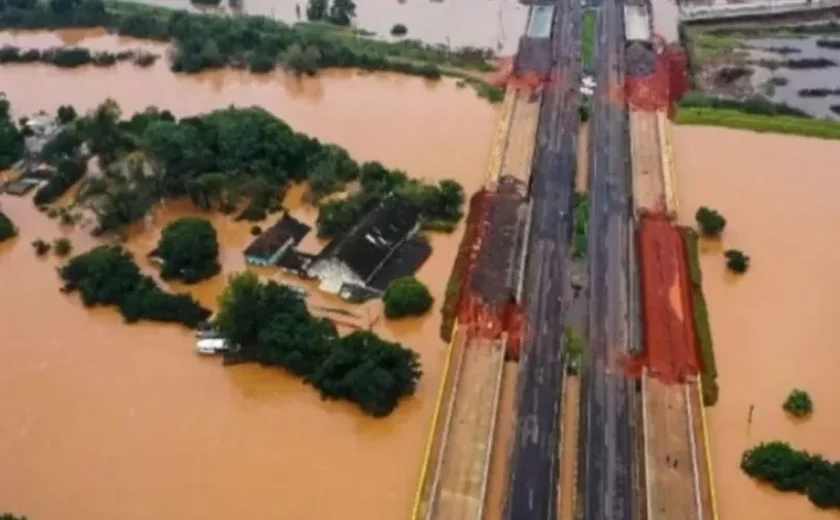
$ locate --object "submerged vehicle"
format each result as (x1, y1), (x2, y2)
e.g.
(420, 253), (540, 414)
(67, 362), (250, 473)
(195, 338), (230, 355)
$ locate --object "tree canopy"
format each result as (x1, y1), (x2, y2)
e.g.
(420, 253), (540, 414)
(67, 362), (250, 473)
(156, 217), (221, 284)
(0, 211), (17, 242)
(783, 389), (813, 418)
(59, 245), (211, 327)
(741, 441), (840, 510)
(214, 272), (422, 416)
(383, 276), (434, 319)
(0, 97), (24, 169)
(695, 206), (727, 237)
(724, 249), (750, 274)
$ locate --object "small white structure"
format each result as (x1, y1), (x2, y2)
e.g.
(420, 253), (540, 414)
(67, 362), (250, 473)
(195, 338), (229, 355)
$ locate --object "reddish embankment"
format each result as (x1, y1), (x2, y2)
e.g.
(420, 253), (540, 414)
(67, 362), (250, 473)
(626, 37), (689, 115)
(637, 214), (699, 382)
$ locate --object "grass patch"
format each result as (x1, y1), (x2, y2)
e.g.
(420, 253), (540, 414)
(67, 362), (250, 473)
(582, 9), (596, 71)
(681, 227), (718, 406)
(676, 108), (840, 140)
(573, 192), (589, 259)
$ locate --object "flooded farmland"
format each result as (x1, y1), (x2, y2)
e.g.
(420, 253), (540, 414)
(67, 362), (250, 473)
(674, 125), (840, 520)
(0, 28), (497, 520)
(134, 0), (529, 54)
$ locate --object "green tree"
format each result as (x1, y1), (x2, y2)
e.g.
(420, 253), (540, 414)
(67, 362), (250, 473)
(0, 97), (24, 169)
(306, 0), (327, 20)
(391, 23), (407, 37)
(783, 389), (813, 418)
(328, 0), (356, 26)
(53, 237), (73, 257)
(57, 104), (78, 124)
(695, 206), (727, 237)
(281, 43), (321, 75)
(383, 276), (434, 319)
(0, 211), (17, 242)
(1, 513), (28, 520)
(156, 217), (221, 284)
(724, 249), (750, 274)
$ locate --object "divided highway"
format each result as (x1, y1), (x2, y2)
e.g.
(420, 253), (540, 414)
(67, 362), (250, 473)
(504, 0), (581, 517)
(579, 0), (637, 519)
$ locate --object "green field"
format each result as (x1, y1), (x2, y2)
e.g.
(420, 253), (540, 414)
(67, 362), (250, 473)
(676, 108), (840, 141)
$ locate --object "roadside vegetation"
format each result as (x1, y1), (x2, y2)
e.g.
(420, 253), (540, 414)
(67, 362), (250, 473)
(0, 211), (17, 242)
(681, 226), (718, 406)
(383, 276), (433, 319)
(58, 245), (211, 327)
(155, 217), (221, 284)
(783, 389), (813, 419)
(741, 441), (840, 510)
(564, 325), (585, 374)
(572, 192), (589, 259)
(214, 272), (422, 416)
(0, 0), (495, 80)
(695, 206), (726, 237)
(724, 249), (750, 274)
(0, 45), (158, 68)
(676, 107), (840, 140)
(3, 97), (465, 240)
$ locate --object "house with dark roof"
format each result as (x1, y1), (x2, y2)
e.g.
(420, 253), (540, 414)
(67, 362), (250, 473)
(244, 213), (311, 267)
(307, 196), (421, 295)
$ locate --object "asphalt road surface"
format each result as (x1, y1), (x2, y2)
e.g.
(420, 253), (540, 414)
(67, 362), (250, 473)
(579, 0), (637, 519)
(504, 0), (582, 517)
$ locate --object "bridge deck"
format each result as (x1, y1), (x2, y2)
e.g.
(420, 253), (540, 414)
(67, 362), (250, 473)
(500, 91), (542, 186)
(629, 109), (665, 216)
(428, 340), (506, 520)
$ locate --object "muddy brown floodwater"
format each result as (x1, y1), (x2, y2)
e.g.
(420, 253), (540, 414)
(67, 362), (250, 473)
(674, 126), (840, 520)
(0, 29), (497, 520)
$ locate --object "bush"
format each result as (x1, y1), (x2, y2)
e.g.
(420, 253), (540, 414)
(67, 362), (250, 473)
(33, 157), (87, 206)
(156, 218), (221, 284)
(391, 23), (408, 37)
(214, 272), (422, 416)
(741, 441), (840, 510)
(724, 249), (750, 274)
(31, 238), (51, 256)
(59, 245), (211, 327)
(53, 237), (73, 257)
(695, 206), (726, 237)
(0, 211), (18, 242)
(783, 389), (813, 418)
(250, 225), (263, 236)
(383, 276), (434, 319)
(573, 192), (589, 258)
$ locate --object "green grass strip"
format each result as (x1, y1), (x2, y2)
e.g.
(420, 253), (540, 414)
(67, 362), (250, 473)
(676, 108), (840, 141)
(582, 10), (596, 71)
(680, 226), (719, 406)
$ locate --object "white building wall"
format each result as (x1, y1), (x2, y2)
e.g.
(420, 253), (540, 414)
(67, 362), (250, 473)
(624, 5), (652, 42)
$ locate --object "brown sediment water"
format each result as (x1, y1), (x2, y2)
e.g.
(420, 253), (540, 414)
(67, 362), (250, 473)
(133, 0), (529, 54)
(674, 125), (840, 520)
(0, 29), (497, 520)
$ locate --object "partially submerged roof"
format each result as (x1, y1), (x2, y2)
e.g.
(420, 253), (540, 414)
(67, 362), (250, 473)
(244, 213), (311, 259)
(316, 196), (420, 283)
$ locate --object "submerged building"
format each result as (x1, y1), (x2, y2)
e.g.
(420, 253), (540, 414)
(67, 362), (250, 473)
(307, 196), (423, 297)
(243, 213), (311, 268)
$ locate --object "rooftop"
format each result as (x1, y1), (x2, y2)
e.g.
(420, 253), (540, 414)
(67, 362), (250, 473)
(244, 213), (311, 259)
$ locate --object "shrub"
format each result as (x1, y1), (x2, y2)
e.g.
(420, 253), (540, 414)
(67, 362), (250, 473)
(695, 206), (726, 237)
(391, 23), (408, 37)
(741, 441), (840, 510)
(383, 276), (434, 319)
(31, 238), (51, 256)
(724, 249), (750, 274)
(0, 211), (18, 242)
(33, 157), (87, 206)
(53, 237), (73, 257)
(783, 389), (813, 418)
(250, 225), (263, 236)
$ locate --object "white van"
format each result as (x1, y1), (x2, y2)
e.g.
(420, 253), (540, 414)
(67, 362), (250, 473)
(195, 338), (230, 355)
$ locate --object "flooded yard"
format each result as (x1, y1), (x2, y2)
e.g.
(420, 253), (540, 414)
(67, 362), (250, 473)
(674, 125), (840, 520)
(0, 28), (497, 520)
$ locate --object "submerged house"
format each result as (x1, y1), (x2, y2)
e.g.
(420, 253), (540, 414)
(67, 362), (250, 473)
(307, 196), (421, 296)
(243, 213), (311, 267)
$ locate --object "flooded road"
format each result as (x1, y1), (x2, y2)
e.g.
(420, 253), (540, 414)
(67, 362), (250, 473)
(0, 29), (497, 520)
(674, 126), (840, 520)
(133, 0), (529, 54)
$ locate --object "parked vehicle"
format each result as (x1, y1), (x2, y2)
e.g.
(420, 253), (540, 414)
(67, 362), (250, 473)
(195, 338), (230, 355)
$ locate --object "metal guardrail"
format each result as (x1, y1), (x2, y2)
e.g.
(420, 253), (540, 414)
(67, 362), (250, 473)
(680, 0), (840, 21)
